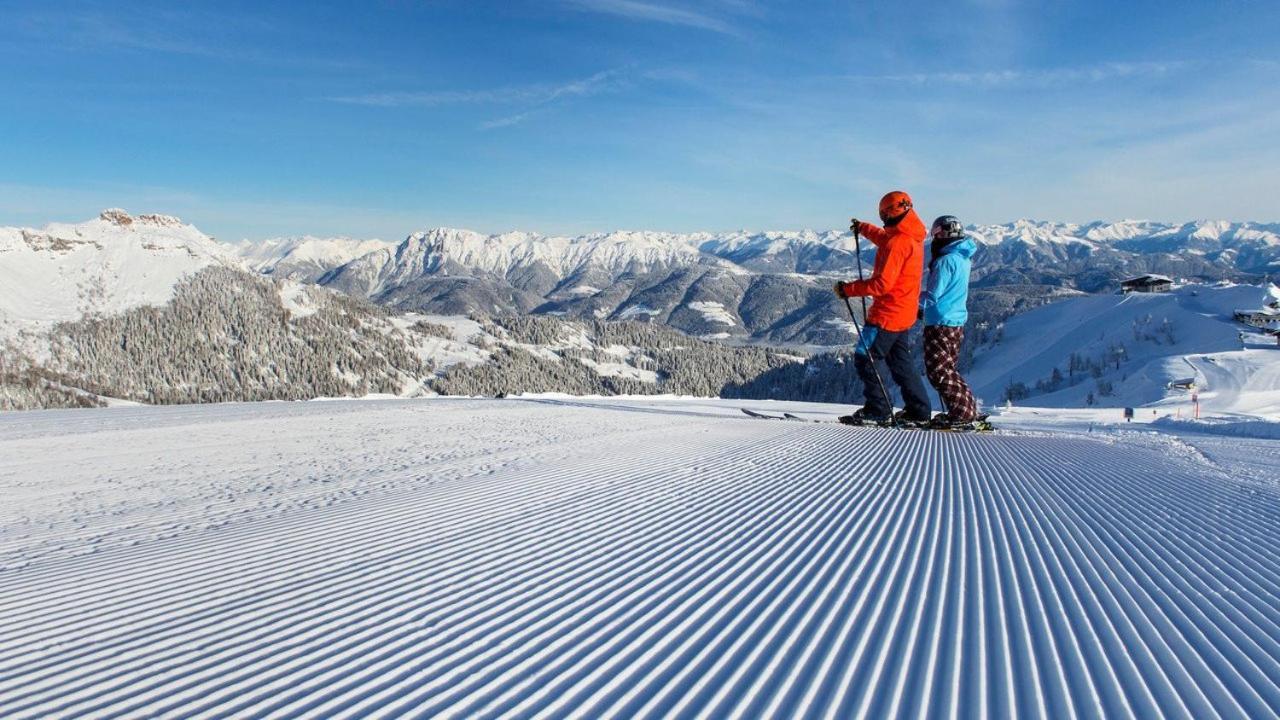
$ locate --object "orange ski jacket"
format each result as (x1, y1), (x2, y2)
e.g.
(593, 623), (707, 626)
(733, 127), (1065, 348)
(843, 210), (927, 332)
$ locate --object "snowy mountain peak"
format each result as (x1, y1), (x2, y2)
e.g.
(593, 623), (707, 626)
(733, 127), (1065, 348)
(136, 213), (187, 228)
(383, 226), (706, 281)
(1080, 219), (1158, 242)
(99, 208), (135, 226)
(93, 209), (187, 230)
(968, 219), (1280, 258)
(236, 219), (1280, 287)
(970, 219), (1095, 248)
(0, 211), (233, 328)
(233, 235), (396, 282)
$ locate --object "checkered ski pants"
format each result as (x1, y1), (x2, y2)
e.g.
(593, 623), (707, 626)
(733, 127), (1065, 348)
(923, 325), (978, 422)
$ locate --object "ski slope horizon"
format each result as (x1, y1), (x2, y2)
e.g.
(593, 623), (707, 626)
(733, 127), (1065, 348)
(1, 397), (1278, 718)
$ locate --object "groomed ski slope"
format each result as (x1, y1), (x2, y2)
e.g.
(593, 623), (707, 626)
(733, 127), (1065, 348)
(2, 398), (1279, 719)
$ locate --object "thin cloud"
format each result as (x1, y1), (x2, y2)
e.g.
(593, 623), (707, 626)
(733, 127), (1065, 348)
(331, 68), (628, 108)
(329, 87), (535, 108)
(480, 111), (535, 130)
(561, 0), (741, 35)
(843, 61), (1189, 88)
(11, 7), (366, 72)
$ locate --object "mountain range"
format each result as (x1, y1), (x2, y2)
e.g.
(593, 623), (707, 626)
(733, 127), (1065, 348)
(2, 209), (1278, 410)
(236, 219), (1280, 346)
(0, 211), (798, 409)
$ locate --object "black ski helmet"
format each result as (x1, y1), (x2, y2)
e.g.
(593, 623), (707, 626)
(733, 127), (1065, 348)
(930, 215), (965, 242)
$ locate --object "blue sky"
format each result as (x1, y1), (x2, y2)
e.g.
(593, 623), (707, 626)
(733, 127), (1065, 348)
(1, 0), (1278, 240)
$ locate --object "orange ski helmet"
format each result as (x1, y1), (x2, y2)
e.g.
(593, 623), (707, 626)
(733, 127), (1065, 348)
(878, 190), (913, 224)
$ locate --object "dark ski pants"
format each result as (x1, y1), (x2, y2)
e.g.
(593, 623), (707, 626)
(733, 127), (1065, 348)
(854, 325), (932, 420)
(924, 325), (978, 422)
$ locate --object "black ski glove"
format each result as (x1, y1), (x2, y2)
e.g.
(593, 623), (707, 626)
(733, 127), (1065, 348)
(850, 218), (861, 236)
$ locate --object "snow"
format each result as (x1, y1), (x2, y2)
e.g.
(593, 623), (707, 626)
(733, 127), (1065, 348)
(1153, 416), (1280, 440)
(8, 214), (1280, 330)
(333, 365), (362, 386)
(969, 283), (1280, 420)
(575, 357), (658, 383)
(386, 314), (491, 370)
(232, 236), (395, 279)
(381, 314), (664, 381)
(277, 281), (319, 319)
(988, 403), (1280, 484)
(334, 228), (706, 298)
(0, 210), (231, 330)
(1176, 350), (1280, 418)
(687, 300), (737, 326)
(616, 304), (660, 320)
(409, 313), (486, 343)
(971, 219), (1280, 253)
(2, 396), (1278, 718)
(969, 218), (1099, 248)
(244, 220), (1280, 303)
(549, 323), (594, 351)
(417, 336), (490, 370)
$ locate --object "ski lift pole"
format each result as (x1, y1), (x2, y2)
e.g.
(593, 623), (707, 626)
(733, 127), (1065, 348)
(848, 222), (891, 410)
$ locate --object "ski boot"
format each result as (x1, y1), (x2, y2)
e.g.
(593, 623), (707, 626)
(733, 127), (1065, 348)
(837, 408), (892, 427)
(928, 414), (995, 433)
(890, 409), (933, 429)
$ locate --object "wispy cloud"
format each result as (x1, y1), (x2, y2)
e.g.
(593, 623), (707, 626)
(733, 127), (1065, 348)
(328, 68), (639, 131)
(330, 68), (629, 109)
(10, 5), (366, 72)
(560, 0), (743, 35)
(843, 61), (1189, 88)
(329, 87), (537, 108)
(480, 111), (536, 130)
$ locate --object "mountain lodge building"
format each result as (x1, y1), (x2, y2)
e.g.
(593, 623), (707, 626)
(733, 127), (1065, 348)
(1120, 275), (1174, 293)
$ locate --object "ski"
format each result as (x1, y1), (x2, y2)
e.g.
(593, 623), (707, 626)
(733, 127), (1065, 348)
(740, 408), (818, 422)
(793, 411), (930, 430)
(744, 409), (920, 430)
(741, 408), (996, 433)
(928, 415), (996, 433)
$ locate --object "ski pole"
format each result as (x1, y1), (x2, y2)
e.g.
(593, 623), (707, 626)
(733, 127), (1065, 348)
(847, 221), (892, 412)
(844, 295), (891, 414)
(854, 224), (871, 325)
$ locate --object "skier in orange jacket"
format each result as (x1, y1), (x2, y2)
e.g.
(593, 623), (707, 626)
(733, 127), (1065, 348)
(833, 190), (932, 425)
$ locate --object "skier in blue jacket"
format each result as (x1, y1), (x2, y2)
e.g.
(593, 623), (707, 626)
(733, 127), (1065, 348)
(920, 216), (979, 426)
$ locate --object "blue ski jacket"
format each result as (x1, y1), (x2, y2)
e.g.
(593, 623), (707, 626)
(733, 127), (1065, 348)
(920, 236), (976, 327)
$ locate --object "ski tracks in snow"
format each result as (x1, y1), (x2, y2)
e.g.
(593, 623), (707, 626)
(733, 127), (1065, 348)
(1, 399), (1279, 719)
